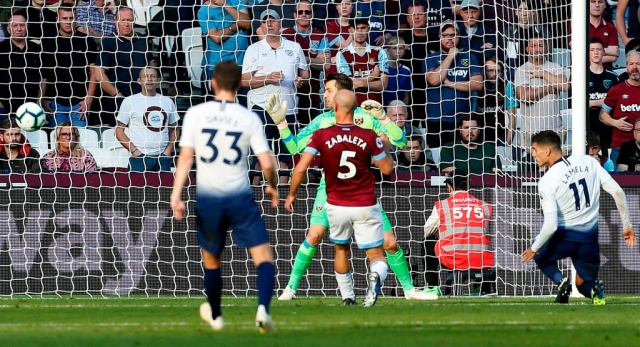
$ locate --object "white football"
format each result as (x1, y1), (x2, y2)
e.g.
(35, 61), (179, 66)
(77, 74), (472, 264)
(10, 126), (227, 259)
(15, 102), (47, 132)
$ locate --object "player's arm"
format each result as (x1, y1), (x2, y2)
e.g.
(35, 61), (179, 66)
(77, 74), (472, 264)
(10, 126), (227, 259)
(171, 146), (194, 221)
(423, 206), (440, 238)
(250, 120), (279, 207)
(522, 185), (559, 262)
(286, 150), (317, 213)
(373, 134), (394, 175)
(360, 103), (407, 148)
(600, 169), (636, 246)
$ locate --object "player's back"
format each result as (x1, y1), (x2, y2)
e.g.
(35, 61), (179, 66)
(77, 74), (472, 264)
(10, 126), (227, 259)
(181, 100), (269, 197)
(540, 154), (610, 242)
(309, 124), (383, 207)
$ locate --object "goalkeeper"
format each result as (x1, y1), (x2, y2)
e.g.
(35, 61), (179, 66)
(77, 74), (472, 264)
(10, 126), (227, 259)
(268, 73), (437, 302)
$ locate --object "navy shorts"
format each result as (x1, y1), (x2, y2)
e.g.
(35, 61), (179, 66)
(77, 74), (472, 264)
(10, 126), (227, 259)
(535, 236), (600, 282)
(195, 192), (270, 256)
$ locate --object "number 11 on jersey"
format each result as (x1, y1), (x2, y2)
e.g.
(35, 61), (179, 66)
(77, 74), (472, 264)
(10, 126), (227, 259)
(568, 178), (591, 211)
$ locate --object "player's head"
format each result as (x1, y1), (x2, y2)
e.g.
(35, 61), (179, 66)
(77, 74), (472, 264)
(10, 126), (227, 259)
(354, 18), (369, 44)
(458, 113), (481, 145)
(531, 130), (563, 167)
(626, 50), (640, 82)
(212, 61), (242, 93)
(333, 90), (358, 121)
(445, 171), (468, 193)
(324, 73), (353, 109)
(0, 119), (23, 150)
(138, 67), (159, 94)
(589, 37), (605, 65)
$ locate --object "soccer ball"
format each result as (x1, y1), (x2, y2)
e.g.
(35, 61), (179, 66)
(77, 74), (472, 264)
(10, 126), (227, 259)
(15, 102), (46, 132)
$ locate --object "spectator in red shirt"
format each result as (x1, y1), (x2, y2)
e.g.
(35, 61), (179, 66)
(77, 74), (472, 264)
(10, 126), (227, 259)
(325, 0), (355, 74)
(587, 0), (619, 70)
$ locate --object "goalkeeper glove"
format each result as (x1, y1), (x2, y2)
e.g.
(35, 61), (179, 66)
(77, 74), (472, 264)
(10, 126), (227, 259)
(265, 93), (288, 125)
(360, 100), (386, 120)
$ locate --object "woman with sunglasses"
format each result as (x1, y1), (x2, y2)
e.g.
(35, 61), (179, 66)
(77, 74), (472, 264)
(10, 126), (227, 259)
(42, 122), (98, 172)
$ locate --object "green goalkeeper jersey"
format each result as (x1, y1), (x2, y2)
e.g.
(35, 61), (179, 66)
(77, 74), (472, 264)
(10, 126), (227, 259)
(279, 107), (407, 187)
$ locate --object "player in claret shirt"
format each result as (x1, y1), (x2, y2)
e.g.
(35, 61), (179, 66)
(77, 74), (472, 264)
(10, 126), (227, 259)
(286, 90), (394, 307)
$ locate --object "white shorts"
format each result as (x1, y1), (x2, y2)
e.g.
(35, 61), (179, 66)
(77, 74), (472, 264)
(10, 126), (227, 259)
(325, 202), (384, 250)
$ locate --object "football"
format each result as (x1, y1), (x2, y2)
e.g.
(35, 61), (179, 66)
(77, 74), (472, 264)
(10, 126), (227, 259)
(15, 102), (46, 132)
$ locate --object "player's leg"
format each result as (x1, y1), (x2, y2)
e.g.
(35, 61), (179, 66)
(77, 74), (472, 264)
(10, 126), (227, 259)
(325, 202), (358, 304)
(363, 246), (388, 307)
(533, 238), (574, 303)
(572, 242), (604, 305)
(199, 248), (225, 331)
(279, 186), (330, 299)
(230, 196), (275, 333)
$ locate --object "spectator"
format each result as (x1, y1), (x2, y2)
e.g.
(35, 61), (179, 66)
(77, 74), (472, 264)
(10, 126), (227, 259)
(587, 131), (615, 172)
(0, 10), (47, 119)
(588, 37), (618, 154)
(76, 0), (117, 45)
(477, 57), (518, 145)
(383, 36), (412, 105)
(355, 0), (390, 46)
(241, 9), (309, 182)
(538, 0), (570, 49)
(587, 0), (619, 70)
(387, 100), (423, 141)
(250, 0), (296, 41)
(439, 113), (500, 173)
(282, 0), (326, 124)
(426, 20), (483, 148)
(197, 0), (251, 94)
(502, 0), (548, 78)
(336, 18), (389, 105)
(599, 50), (640, 164)
(0, 118), (41, 173)
(42, 122), (98, 172)
(25, 0), (58, 39)
(514, 35), (569, 150)
(455, 0), (498, 64)
(399, 0), (454, 53)
(41, 4), (98, 128)
(115, 67), (179, 172)
(617, 39), (640, 81)
(398, 1), (428, 125)
(423, 171), (494, 295)
(616, 119), (640, 172)
(94, 6), (153, 126)
(397, 134), (437, 172)
(324, 0), (355, 75)
(615, 0), (640, 45)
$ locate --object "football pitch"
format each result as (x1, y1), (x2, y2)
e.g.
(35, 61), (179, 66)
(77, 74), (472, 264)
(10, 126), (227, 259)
(2, 296), (640, 347)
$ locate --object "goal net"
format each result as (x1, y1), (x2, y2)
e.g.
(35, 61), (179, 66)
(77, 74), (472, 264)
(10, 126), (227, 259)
(1, 0), (639, 297)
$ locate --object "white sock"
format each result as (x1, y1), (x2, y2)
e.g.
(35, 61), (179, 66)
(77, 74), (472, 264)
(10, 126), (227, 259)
(335, 271), (355, 300)
(370, 261), (388, 283)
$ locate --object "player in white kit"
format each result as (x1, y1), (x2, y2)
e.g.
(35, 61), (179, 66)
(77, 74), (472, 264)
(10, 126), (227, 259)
(171, 61), (279, 332)
(521, 131), (635, 305)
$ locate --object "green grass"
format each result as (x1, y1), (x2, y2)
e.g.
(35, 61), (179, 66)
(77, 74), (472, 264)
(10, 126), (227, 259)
(2, 296), (640, 347)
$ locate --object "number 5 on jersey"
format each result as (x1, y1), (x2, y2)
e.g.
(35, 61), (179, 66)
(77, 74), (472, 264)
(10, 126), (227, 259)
(338, 151), (357, 179)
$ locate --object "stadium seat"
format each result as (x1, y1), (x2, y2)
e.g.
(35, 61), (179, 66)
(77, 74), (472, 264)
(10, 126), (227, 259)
(614, 67), (627, 76)
(561, 109), (572, 146)
(614, 48), (626, 69)
(49, 127), (100, 149)
(91, 148), (130, 169)
(181, 28), (204, 89)
(430, 147), (440, 166)
(552, 48), (571, 68)
(101, 128), (130, 150)
(22, 130), (49, 154)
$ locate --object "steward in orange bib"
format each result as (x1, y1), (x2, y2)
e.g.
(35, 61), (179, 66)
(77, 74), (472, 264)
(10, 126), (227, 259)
(424, 172), (494, 270)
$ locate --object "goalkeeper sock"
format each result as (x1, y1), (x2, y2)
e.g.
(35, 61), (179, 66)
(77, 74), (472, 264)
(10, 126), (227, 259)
(370, 261), (389, 283)
(287, 240), (317, 291)
(204, 268), (222, 319)
(386, 248), (415, 291)
(257, 262), (275, 313)
(335, 271), (355, 300)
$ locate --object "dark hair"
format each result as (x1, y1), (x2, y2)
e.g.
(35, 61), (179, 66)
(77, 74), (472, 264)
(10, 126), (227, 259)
(326, 73), (354, 91)
(11, 9), (27, 20)
(406, 0), (427, 12)
(407, 135), (423, 145)
(527, 33), (548, 47)
(355, 18), (369, 27)
(458, 113), (483, 128)
(531, 130), (562, 151)
(213, 61), (242, 91)
(587, 131), (601, 149)
(445, 171), (469, 191)
(57, 3), (75, 13)
(1, 118), (19, 131)
(589, 37), (605, 48)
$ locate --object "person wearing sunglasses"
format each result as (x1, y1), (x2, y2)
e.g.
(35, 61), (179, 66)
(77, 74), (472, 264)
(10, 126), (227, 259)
(42, 122), (98, 172)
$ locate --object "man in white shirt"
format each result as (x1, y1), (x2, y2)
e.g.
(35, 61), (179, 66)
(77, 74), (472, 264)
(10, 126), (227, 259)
(116, 67), (179, 172)
(514, 35), (570, 151)
(521, 131), (635, 305)
(241, 9), (309, 182)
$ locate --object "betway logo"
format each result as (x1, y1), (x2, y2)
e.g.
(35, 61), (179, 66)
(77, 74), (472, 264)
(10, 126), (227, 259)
(620, 104), (640, 112)
(590, 92), (607, 100)
(448, 70), (468, 78)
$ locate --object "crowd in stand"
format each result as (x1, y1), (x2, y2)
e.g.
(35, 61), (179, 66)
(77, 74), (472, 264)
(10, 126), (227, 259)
(0, 0), (639, 176)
